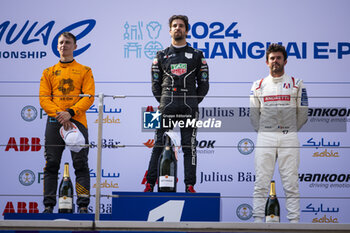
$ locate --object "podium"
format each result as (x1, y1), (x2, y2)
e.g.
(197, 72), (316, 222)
(5, 191), (220, 222)
(111, 191), (220, 221)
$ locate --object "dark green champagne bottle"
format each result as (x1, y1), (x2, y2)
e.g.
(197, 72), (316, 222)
(265, 180), (280, 222)
(58, 162), (74, 213)
(158, 135), (177, 192)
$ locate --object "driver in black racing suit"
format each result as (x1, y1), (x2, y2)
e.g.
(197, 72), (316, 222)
(144, 15), (209, 193)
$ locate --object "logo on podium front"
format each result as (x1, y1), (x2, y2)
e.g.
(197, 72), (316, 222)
(236, 203), (253, 221)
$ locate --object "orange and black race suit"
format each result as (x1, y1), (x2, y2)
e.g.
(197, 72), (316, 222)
(39, 59), (95, 128)
(39, 60), (95, 209)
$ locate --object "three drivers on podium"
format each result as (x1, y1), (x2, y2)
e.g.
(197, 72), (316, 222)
(39, 18), (307, 223)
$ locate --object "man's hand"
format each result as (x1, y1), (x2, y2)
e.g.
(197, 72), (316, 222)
(62, 121), (74, 131)
(56, 111), (73, 130)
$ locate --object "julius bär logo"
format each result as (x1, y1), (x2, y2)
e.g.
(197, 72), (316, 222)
(19, 170), (35, 186)
(21, 105), (38, 122)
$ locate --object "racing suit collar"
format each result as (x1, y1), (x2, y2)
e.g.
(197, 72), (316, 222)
(170, 44), (188, 52)
(59, 59), (76, 68)
(269, 74), (285, 83)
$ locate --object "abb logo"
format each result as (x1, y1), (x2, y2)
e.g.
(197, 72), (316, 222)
(2, 202), (39, 215)
(5, 137), (41, 151)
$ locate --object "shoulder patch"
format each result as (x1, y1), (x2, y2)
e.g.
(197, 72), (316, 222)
(255, 78), (264, 90)
(291, 76), (301, 88)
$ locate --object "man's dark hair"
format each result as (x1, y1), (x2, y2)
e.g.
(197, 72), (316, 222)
(169, 15), (189, 31)
(59, 32), (77, 44)
(266, 43), (287, 61)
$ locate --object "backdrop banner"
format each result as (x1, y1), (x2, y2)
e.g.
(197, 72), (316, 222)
(1, 0), (349, 223)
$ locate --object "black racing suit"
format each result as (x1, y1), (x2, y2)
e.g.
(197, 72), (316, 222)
(146, 44), (209, 186)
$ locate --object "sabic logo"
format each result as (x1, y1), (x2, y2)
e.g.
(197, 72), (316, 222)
(312, 215), (339, 223)
(19, 170), (35, 186)
(93, 180), (119, 189)
(5, 137), (41, 151)
(236, 204), (253, 221)
(312, 149), (339, 157)
(94, 116), (121, 124)
(143, 139), (155, 148)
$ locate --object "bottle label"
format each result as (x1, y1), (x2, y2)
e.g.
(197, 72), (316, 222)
(266, 215), (280, 223)
(59, 196), (73, 209)
(159, 175), (175, 187)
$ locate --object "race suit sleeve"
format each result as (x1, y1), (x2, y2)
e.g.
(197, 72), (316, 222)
(296, 80), (308, 130)
(249, 81), (261, 132)
(151, 52), (163, 103)
(69, 67), (95, 117)
(196, 52), (209, 103)
(39, 68), (62, 117)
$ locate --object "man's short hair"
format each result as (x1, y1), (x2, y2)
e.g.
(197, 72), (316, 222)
(168, 15), (189, 31)
(266, 43), (287, 61)
(59, 32), (77, 44)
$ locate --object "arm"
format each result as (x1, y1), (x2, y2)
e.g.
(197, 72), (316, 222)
(39, 68), (62, 117)
(69, 67), (95, 117)
(151, 52), (163, 102)
(296, 80), (308, 130)
(249, 81), (261, 132)
(196, 52), (209, 103)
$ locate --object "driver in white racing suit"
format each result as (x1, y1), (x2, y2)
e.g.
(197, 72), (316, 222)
(250, 44), (308, 223)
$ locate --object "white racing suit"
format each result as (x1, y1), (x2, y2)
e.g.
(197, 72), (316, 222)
(250, 74), (308, 222)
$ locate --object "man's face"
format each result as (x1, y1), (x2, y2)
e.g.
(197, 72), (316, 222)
(266, 51), (287, 74)
(169, 19), (188, 41)
(57, 35), (77, 58)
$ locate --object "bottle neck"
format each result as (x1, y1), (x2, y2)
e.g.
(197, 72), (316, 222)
(165, 135), (171, 150)
(269, 181), (276, 196)
(63, 164), (70, 178)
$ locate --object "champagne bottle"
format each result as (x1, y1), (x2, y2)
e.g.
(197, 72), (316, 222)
(265, 180), (280, 222)
(58, 162), (74, 213)
(158, 134), (177, 192)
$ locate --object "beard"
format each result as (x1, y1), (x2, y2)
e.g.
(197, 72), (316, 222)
(173, 31), (185, 41)
(271, 63), (284, 74)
